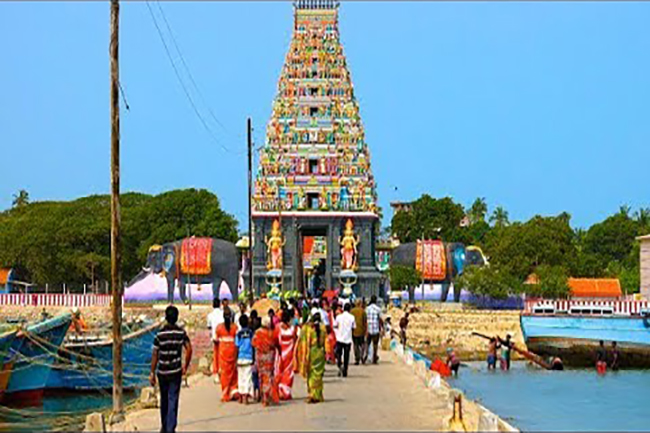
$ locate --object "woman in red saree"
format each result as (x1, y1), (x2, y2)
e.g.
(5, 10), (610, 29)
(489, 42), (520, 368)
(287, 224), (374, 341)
(215, 310), (239, 402)
(252, 316), (280, 406)
(325, 301), (338, 364)
(274, 309), (297, 400)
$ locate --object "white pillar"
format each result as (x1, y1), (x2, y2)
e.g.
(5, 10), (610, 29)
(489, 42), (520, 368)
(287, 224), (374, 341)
(639, 235), (650, 300)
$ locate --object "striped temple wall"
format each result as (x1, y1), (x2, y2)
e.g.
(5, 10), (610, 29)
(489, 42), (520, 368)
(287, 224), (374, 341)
(641, 237), (650, 300)
(0, 293), (112, 307)
(524, 299), (650, 315)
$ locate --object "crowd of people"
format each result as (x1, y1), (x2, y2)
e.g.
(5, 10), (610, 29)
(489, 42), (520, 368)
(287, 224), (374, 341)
(204, 294), (389, 410)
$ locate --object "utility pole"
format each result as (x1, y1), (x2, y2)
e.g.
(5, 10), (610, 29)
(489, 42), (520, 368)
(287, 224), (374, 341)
(247, 118), (253, 303)
(109, 0), (124, 423)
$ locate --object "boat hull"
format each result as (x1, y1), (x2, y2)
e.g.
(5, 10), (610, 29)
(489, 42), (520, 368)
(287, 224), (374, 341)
(3, 314), (72, 404)
(0, 331), (17, 399)
(46, 321), (162, 391)
(521, 314), (650, 368)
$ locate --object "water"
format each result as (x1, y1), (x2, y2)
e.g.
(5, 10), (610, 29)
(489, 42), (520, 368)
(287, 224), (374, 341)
(450, 362), (650, 431)
(0, 391), (138, 432)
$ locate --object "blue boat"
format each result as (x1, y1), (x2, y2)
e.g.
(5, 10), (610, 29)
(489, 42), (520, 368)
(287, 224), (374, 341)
(3, 314), (72, 404)
(521, 308), (650, 368)
(46, 320), (163, 391)
(0, 330), (18, 399)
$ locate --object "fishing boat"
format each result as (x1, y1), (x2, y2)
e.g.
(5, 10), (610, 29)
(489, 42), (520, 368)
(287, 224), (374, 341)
(521, 299), (650, 368)
(46, 320), (163, 391)
(2, 313), (72, 404)
(0, 330), (18, 399)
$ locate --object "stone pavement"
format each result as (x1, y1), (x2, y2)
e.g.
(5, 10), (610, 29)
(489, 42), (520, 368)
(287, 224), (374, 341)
(113, 350), (448, 431)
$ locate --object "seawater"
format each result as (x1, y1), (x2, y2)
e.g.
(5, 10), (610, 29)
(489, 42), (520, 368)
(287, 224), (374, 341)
(0, 392), (138, 432)
(450, 361), (650, 431)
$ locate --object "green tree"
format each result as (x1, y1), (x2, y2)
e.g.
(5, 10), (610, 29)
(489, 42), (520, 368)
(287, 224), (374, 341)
(0, 189), (238, 289)
(484, 214), (576, 281)
(489, 206), (509, 228)
(619, 204), (632, 218)
(529, 265), (570, 299)
(388, 265), (421, 303)
(468, 197), (488, 225)
(635, 207), (650, 233)
(12, 189), (30, 208)
(455, 265), (522, 299)
(582, 212), (638, 269)
(391, 194), (465, 243)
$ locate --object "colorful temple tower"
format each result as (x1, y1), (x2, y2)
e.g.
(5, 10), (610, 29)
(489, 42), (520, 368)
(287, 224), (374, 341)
(251, 0), (383, 298)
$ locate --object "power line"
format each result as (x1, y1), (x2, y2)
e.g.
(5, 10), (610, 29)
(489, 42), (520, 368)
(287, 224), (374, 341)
(155, 1), (233, 137)
(145, 0), (236, 154)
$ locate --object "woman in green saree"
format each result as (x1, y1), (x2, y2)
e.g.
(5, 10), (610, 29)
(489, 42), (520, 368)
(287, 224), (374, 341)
(294, 312), (326, 403)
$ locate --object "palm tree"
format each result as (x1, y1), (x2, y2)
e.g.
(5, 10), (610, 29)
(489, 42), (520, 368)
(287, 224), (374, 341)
(635, 207), (650, 229)
(490, 206), (509, 228)
(469, 197), (488, 225)
(619, 204), (631, 218)
(12, 189), (30, 208)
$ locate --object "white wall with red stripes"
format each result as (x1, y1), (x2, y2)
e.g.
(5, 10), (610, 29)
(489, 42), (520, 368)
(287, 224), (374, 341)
(525, 298), (650, 315)
(0, 293), (112, 307)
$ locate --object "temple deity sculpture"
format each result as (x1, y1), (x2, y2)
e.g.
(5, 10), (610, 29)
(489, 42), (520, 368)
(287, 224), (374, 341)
(339, 219), (359, 271)
(265, 219), (285, 271)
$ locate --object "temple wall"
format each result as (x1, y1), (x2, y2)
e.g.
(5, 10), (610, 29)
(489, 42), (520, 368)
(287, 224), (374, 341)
(250, 214), (383, 297)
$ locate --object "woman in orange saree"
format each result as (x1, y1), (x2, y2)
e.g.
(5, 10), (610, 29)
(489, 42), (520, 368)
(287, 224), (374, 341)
(215, 310), (239, 402)
(252, 316), (280, 406)
(275, 309), (298, 400)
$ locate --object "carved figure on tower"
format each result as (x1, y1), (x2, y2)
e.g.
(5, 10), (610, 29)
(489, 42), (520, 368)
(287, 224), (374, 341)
(265, 219), (285, 271)
(340, 219), (359, 271)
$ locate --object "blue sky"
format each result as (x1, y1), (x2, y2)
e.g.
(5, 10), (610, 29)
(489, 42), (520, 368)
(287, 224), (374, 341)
(1, 1), (649, 229)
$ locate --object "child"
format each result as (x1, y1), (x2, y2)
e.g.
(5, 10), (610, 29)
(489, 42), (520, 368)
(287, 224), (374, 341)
(384, 317), (392, 339)
(235, 315), (254, 404)
(446, 347), (461, 377)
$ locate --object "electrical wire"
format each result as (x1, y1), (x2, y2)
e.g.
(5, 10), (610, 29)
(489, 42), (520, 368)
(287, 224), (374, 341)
(145, 0), (239, 155)
(155, 1), (231, 136)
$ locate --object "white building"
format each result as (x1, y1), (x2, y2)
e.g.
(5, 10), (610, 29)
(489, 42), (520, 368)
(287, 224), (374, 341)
(638, 234), (650, 300)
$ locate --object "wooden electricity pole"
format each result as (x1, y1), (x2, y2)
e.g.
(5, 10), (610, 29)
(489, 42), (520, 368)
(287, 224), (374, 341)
(109, 0), (124, 422)
(247, 117), (253, 303)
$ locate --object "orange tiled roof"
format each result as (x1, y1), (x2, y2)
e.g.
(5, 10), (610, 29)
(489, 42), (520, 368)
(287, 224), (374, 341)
(568, 278), (622, 298)
(0, 268), (10, 285)
(524, 273), (540, 285)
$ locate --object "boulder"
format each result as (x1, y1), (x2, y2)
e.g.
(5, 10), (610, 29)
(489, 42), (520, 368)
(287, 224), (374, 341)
(139, 387), (158, 409)
(478, 409), (499, 432)
(83, 412), (106, 433)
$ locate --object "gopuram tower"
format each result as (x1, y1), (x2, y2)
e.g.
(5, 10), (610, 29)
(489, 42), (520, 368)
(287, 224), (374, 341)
(251, 0), (382, 298)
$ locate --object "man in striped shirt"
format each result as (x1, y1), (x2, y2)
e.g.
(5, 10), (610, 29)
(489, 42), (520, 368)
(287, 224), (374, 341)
(150, 306), (193, 433)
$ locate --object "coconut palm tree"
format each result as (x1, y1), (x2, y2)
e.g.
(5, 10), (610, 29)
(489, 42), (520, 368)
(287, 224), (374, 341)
(635, 207), (650, 228)
(619, 204), (631, 218)
(11, 189), (30, 208)
(490, 206), (509, 228)
(468, 197), (488, 225)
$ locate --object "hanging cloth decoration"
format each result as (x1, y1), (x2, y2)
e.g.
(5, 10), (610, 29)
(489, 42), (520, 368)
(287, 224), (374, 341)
(180, 237), (213, 275)
(416, 240), (447, 281)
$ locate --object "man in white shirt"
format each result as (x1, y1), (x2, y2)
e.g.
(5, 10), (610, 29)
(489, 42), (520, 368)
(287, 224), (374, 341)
(333, 302), (356, 378)
(311, 300), (330, 327)
(207, 298), (231, 382)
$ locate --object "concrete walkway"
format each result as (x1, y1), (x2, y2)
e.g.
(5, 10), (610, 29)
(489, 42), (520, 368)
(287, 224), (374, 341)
(114, 351), (447, 431)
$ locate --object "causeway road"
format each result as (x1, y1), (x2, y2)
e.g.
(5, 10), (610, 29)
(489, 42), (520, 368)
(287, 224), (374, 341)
(113, 350), (447, 431)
